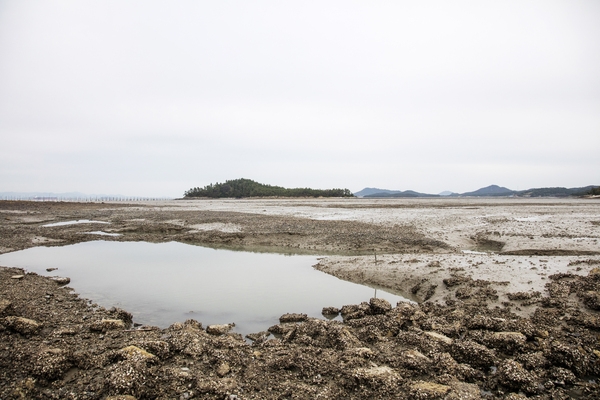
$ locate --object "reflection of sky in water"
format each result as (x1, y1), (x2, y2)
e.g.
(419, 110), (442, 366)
(42, 220), (109, 227)
(84, 231), (121, 237)
(0, 241), (408, 335)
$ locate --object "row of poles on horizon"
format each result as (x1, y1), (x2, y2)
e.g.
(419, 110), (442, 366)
(0, 196), (173, 202)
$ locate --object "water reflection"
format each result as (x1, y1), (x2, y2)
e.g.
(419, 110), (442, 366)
(43, 220), (109, 227)
(0, 241), (407, 334)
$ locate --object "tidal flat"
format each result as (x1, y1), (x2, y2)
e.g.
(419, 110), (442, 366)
(1, 198), (599, 399)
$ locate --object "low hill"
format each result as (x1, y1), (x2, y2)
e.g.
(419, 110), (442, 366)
(516, 185), (598, 197)
(184, 179), (353, 198)
(364, 190), (439, 198)
(353, 188), (398, 197)
(354, 184), (599, 199)
(460, 185), (514, 197)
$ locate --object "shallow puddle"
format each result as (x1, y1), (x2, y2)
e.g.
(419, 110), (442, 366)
(84, 231), (121, 237)
(42, 220), (109, 227)
(0, 241), (407, 335)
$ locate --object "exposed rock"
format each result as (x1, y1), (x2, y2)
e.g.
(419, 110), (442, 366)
(580, 290), (600, 310)
(503, 394), (528, 400)
(547, 366), (577, 385)
(2, 316), (41, 334)
(11, 275), (24, 280)
(51, 276), (70, 285)
(352, 365), (400, 385)
(369, 297), (392, 314)
(445, 381), (482, 400)
(245, 331), (270, 342)
(322, 306), (340, 315)
(107, 360), (150, 398)
(279, 313), (308, 323)
(267, 323), (295, 335)
(546, 340), (589, 376)
(32, 348), (71, 380)
(425, 331), (453, 345)
(410, 381), (451, 399)
(340, 302), (370, 316)
(345, 347), (374, 358)
(216, 362), (230, 377)
(343, 310), (366, 321)
(118, 345), (156, 363)
(484, 331), (526, 353)
(451, 340), (497, 368)
(517, 352), (549, 370)
(109, 307), (133, 323)
(400, 349), (431, 371)
(498, 359), (539, 394)
(206, 323), (234, 335)
(134, 340), (170, 359)
(0, 299), (12, 316)
(89, 318), (125, 332)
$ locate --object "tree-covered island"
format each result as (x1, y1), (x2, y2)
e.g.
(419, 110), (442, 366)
(184, 178), (354, 198)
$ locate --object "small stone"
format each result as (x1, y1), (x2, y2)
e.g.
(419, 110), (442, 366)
(51, 277), (70, 285)
(0, 299), (13, 316)
(118, 345), (156, 362)
(352, 365), (400, 385)
(345, 347), (374, 358)
(279, 313), (308, 323)
(369, 297), (392, 314)
(425, 331), (453, 345)
(11, 275), (24, 280)
(498, 359), (538, 393)
(106, 394), (138, 399)
(216, 362), (230, 377)
(486, 331), (527, 352)
(410, 381), (451, 398)
(32, 348), (71, 380)
(89, 319), (125, 332)
(206, 323), (234, 335)
(3, 316), (41, 335)
(246, 331), (270, 342)
(405, 349), (430, 361)
(321, 307), (340, 316)
(109, 307), (133, 323)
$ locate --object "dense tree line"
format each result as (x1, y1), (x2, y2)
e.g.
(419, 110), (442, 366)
(586, 186), (600, 196)
(184, 178), (354, 198)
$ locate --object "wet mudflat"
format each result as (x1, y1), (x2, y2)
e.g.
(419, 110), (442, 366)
(1, 198), (600, 399)
(0, 240), (406, 334)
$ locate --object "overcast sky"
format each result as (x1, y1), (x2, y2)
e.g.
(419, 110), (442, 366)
(1, 1), (599, 197)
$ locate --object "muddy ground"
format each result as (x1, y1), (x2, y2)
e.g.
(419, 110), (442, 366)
(1, 198), (600, 399)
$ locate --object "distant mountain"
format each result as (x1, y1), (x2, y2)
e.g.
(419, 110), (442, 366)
(515, 186), (598, 198)
(459, 185), (600, 197)
(354, 184), (599, 199)
(364, 190), (439, 198)
(353, 188), (399, 197)
(460, 185), (514, 197)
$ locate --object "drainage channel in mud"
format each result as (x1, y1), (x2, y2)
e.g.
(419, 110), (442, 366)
(0, 241), (408, 335)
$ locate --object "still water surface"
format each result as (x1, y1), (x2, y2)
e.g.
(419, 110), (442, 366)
(0, 241), (407, 334)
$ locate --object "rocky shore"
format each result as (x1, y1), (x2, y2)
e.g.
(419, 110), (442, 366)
(1, 198), (599, 399)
